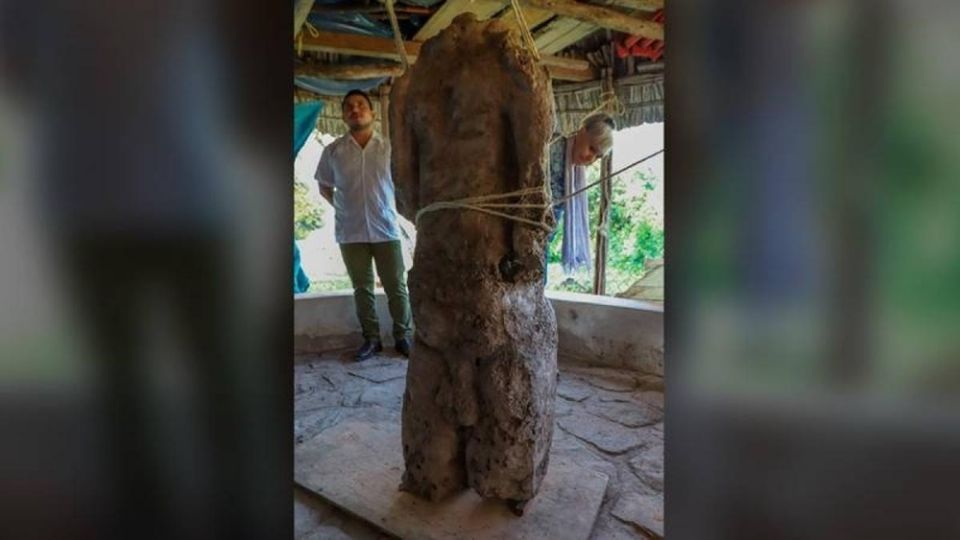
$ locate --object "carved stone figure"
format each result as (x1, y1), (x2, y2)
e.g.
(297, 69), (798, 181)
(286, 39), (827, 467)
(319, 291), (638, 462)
(389, 13), (559, 514)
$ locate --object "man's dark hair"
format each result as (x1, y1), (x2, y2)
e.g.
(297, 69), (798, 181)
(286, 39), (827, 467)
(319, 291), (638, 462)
(341, 89), (373, 110)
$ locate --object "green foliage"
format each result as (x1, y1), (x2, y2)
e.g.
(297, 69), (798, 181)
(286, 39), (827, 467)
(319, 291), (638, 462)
(294, 181), (324, 240)
(587, 168), (664, 273)
(309, 276), (353, 293)
(547, 226), (562, 264)
(546, 167), (663, 295)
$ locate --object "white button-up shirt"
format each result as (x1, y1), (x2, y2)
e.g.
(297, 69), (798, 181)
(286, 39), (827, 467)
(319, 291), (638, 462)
(315, 131), (401, 244)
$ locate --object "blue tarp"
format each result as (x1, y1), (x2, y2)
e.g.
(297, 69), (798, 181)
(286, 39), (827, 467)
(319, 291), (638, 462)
(294, 241), (311, 294)
(294, 75), (388, 96)
(294, 101), (323, 294)
(306, 12), (392, 38)
(294, 101), (323, 157)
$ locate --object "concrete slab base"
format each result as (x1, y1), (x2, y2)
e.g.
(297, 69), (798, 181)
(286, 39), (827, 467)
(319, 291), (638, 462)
(295, 419), (609, 540)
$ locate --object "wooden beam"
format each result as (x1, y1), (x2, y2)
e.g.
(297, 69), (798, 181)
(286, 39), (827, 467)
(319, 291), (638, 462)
(519, 0), (662, 39)
(539, 53), (591, 71)
(310, 4), (435, 15)
(545, 63), (596, 82)
(413, 0), (507, 42)
(540, 54), (598, 80)
(593, 67), (615, 295)
(300, 30), (421, 62)
(593, 150), (612, 295)
(295, 61), (405, 80)
(294, 0), (316, 36)
(298, 30), (596, 81)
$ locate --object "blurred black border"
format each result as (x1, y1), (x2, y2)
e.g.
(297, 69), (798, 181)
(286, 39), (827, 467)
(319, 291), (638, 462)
(666, 1), (960, 539)
(0, 1), (293, 538)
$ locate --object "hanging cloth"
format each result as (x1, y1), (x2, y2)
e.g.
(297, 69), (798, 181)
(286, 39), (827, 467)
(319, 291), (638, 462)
(561, 137), (592, 274)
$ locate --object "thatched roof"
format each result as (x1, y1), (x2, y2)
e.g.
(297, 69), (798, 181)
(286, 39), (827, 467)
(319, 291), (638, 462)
(553, 68), (663, 135)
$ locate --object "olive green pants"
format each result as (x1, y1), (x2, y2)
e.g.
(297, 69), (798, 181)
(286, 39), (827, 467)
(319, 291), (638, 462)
(339, 240), (412, 341)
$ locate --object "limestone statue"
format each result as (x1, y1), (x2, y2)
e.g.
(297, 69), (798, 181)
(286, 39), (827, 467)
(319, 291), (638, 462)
(389, 13), (559, 515)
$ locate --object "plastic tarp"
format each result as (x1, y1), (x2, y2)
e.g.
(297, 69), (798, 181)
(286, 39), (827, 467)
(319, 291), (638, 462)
(294, 76), (388, 96)
(306, 12), (392, 38)
(294, 101), (323, 157)
(294, 101), (323, 294)
(294, 241), (312, 294)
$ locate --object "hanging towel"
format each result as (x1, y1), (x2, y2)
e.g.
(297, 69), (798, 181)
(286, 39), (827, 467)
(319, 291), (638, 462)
(561, 137), (592, 274)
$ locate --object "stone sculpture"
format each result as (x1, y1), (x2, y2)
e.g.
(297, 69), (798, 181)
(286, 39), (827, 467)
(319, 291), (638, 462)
(389, 13), (559, 515)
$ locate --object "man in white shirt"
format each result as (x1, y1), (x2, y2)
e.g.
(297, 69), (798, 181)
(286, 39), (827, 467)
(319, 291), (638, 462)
(315, 89), (412, 361)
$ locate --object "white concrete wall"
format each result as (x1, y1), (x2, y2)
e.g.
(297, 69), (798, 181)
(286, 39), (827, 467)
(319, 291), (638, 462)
(294, 290), (663, 375)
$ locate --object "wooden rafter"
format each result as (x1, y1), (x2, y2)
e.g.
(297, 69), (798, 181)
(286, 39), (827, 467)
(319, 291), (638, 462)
(295, 60), (406, 80)
(520, 0), (662, 39)
(298, 30), (596, 81)
(300, 30), (421, 62)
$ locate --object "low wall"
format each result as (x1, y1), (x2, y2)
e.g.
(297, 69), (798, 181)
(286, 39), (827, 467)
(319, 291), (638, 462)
(294, 290), (663, 375)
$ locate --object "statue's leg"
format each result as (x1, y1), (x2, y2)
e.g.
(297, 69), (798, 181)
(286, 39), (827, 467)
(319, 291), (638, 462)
(400, 337), (468, 501)
(465, 350), (549, 503)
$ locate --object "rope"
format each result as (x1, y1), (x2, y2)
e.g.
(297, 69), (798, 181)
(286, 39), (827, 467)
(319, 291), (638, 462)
(414, 148), (664, 230)
(296, 21), (320, 58)
(509, 0), (542, 62)
(384, 0), (410, 73)
(556, 148), (663, 204)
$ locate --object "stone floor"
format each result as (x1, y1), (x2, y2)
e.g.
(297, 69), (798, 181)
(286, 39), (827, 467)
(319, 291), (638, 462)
(294, 349), (664, 540)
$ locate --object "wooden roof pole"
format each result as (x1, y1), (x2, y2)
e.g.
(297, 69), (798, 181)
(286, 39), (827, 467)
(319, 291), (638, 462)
(593, 67), (615, 295)
(298, 30), (597, 81)
(295, 61), (406, 80)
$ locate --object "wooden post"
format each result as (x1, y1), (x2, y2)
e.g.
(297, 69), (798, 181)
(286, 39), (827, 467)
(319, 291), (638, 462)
(593, 152), (612, 295)
(593, 68), (615, 295)
(379, 84), (391, 141)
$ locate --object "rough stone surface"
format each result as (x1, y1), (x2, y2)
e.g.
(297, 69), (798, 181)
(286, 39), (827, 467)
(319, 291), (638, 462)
(557, 374), (596, 402)
(390, 13), (558, 505)
(347, 363), (407, 383)
(294, 485), (386, 540)
(610, 492), (664, 538)
(586, 400), (662, 428)
(294, 352), (664, 539)
(628, 443), (664, 493)
(558, 410), (651, 455)
(296, 419), (607, 540)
